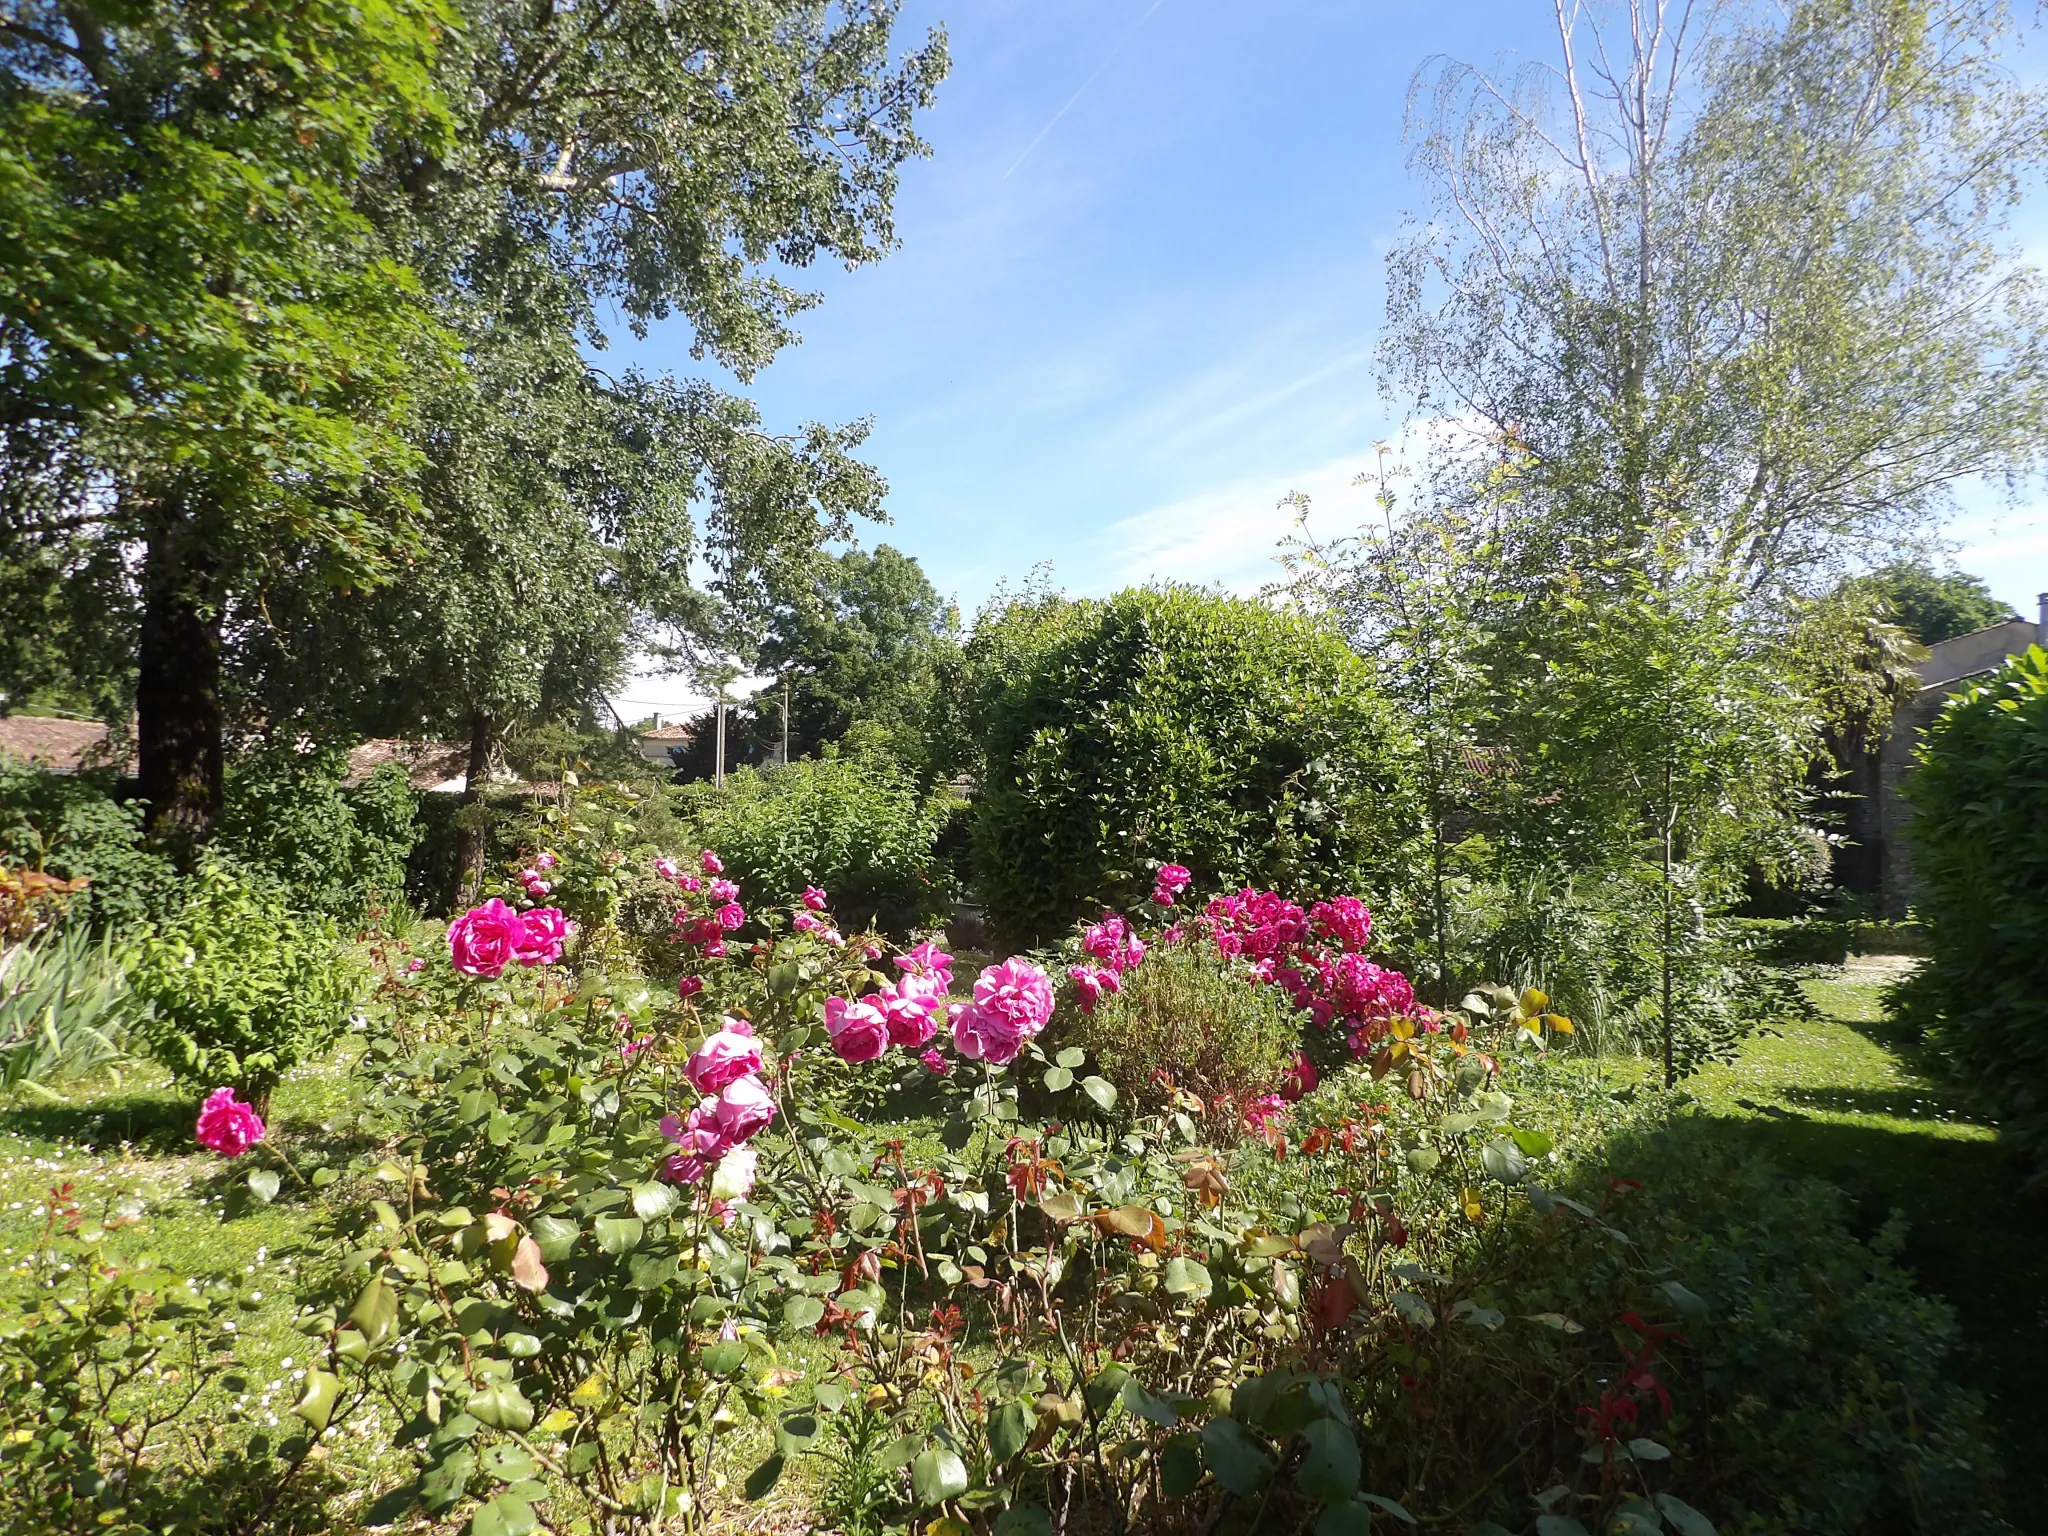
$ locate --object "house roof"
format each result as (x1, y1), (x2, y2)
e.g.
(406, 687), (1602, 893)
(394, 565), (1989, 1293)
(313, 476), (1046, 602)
(0, 716), (129, 774)
(638, 722), (696, 741)
(344, 739), (476, 791)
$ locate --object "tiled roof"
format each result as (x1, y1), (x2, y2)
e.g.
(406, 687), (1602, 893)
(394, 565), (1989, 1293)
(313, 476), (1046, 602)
(638, 722), (696, 741)
(344, 738), (474, 791)
(0, 716), (128, 774)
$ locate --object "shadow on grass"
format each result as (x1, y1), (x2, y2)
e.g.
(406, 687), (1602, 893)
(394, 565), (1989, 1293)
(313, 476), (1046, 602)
(1691, 1107), (2048, 1529)
(1775, 1084), (1978, 1118)
(0, 1087), (198, 1154)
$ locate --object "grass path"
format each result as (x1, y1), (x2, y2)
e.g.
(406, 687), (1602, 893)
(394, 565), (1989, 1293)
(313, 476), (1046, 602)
(1668, 959), (2048, 1527)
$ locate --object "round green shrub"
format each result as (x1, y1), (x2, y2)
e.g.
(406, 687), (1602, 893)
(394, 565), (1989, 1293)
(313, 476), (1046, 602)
(126, 860), (363, 1106)
(218, 742), (421, 921)
(970, 585), (1419, 947)
(672, 750), (957, 937)
(1060, 942), (1302, 1110)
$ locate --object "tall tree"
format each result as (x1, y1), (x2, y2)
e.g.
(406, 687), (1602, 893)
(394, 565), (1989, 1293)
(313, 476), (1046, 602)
(1388, 0), (2048, 596)
(0, 0), (457, 849)
(755, 543), (958, 766)
(1858, 560), (2013, 645)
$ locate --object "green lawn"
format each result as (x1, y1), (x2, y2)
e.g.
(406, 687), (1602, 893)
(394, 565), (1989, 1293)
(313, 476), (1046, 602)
(1599, 956), (2048, 1528)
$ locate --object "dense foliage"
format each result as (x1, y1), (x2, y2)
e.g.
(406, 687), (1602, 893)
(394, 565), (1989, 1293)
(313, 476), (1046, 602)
(1899, 644), (2048, 1187)
(124, 862), (363, 1106)
(970, 586), (1419, 949)
(216, 745), (421, 921)
(0, 765), (181, 931)
(672, 752), (958, 937)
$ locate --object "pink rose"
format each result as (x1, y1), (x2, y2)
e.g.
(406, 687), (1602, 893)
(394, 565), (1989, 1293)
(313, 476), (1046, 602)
(711, 1145), (758, 1203)
(1067, 964), (1120, 1016)
(653, 856), (681, 882)
(1151, 887), (1175, 907)
(822, 928), (843, 945)
(863, 941), (883, 960)
(515, 907), (570, 967)
(405, 957), (426, 973)
(919, 1048), (951, 1075)
(1082, 916), (1145, 973)
(1156, 864), (1193, 895)
(972, 957), (1055, 1039)
(896, 941), (953, 981)
(897, 970), (949, 1008)
(711, 1075), (778, 1143)
(532, 851), (557, 872)
(678, 975), (705, 999)
(449, 899), (528, 978)
(802, 887), (828, 911)
(951, 1001), (1026, 1065)
(679, 874), (702, 893)
(715, 902), (745, 931)
(703, 938), (728, 959)
(709, 878), (739, 902)
(1310, 896), (1373, 953)
(793, 911), (823, 934)
(194, 1087), (265, 1158)
(700, 850), (724, 875)
(825, 996), (891, 1063)
(879, 988), (938, 1048)
(688, 1024), (766, 1094)
(1243, 1094), (1290, 1132)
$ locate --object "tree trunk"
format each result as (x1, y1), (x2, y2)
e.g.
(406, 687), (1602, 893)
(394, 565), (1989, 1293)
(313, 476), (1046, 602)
(136, 505), (224, 864)
(450, 708), (496, 910)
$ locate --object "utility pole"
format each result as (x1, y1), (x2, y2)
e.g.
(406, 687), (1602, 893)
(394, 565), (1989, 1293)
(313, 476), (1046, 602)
(781, 682), (791, 767)
(714, 695), (727, 788)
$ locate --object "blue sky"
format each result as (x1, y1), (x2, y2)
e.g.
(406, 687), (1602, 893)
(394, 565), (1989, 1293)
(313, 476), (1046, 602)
(610, 0), (2048, 718)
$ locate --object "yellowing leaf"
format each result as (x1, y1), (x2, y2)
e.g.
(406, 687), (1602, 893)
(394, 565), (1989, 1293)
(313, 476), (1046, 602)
(1390, 1017), (1416, 1041)
(1519, 988), (1549, 1013)
(1544, 1014), (1574, 1035)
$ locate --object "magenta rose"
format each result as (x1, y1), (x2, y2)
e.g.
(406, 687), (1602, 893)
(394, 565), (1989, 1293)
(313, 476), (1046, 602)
(825, 996), (891, 1063)
(715, 901), (745, 931)
(709, 878), (739, 902)
(194, 1087), (266, 1158)
(515, 907), (570, 967)
(895, 941), (953, 982)
(449, 898), (528, 978)
(710, 1075), (778, 1143)
(1280, 1051), (1319, 1102)
(879, 987), (938, 1048)
(972, 957), (1055, 1039)
(700, 850), (724, 874)
(919, 1047), (951, 1074)
(1067, 963), (1120, 1016)
(687, 1023), (766, 1094)
(1156, 863), (1193, 895)
(678, 975), (705, 999)
(801, 886), (828, 911)
(951, 1000), (1026, 1065)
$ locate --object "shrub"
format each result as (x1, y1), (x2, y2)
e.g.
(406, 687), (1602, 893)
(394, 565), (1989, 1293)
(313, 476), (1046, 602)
(969, 585), (1419, 948)
(1059, 940), (1302, 1110)
(217, 742), (420, 921)
(672, 751), (957, 936)
(125, 860), (362, 1106)
(1900, 644), (2048, 1186)
(0, 764), (182, 932)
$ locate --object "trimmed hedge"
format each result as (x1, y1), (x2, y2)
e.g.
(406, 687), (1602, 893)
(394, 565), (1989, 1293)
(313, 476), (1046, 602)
(970, 585), (1419, 948)
(1899, 644), (2048, 1188)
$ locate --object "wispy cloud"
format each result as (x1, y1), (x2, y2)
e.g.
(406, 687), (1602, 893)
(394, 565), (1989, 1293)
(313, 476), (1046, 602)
(1003, 0), (1172, 179)
(1090, 450), (1386, 594)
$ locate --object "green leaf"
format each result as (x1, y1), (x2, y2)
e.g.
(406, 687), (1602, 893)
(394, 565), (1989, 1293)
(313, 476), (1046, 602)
(1536, 1519), (1591, 1536)
(1359, 1494), (1416, 1525)
(420, 1449), (476, 1515)
(470, 1493), (538, 1536)
(1654, 1496), (1717, 1536)
(1658, 1280), (1709, 1316)
(988, 1399), (1031, 1463)
(1626, 1437), (1671, 1462)
(996, 1505), (1054, 1536)
(1479, 1138), (1528, 1183)
(1162, 1256), (1213, 1300)
(1201, 1418), (1274, 1496)
(1081, 1075), (1118, 1110)
(1056, 1047), (1086, 1070)
(467, 1381), (534, 1432)
(348, 1276), (399, 1349)
(1161, 1432), (1204, 1498)
(631, 1181), (678, 1221)
(1119, 1377), (1180, 1427)
(593, 1215), (644, 1255)
(291, 1369), (341, 1433)
(701, 1341), (747, 1378)
(1043, 1066), (1075, 1092)
(783, 1296), (826, 1332)
(531, 1214), (579, 1262)
(247, 1169), (281, 1204)
(1084, 1363), (1132, 1413)
(1508, 1126), (1555, 1157)
(1295, 1418), (1360, 1503)
(744, 1454), (785, 1501)
(1405, 1146), (1441, 1174)
(911, 1445), (970, 1505)
(1390, 1291), (1435, 1329)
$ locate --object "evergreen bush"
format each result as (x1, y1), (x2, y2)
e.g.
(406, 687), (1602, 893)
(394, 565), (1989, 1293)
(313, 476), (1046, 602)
(970, 585), (1419, 948)
(1899, 644), (2048, 1186)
